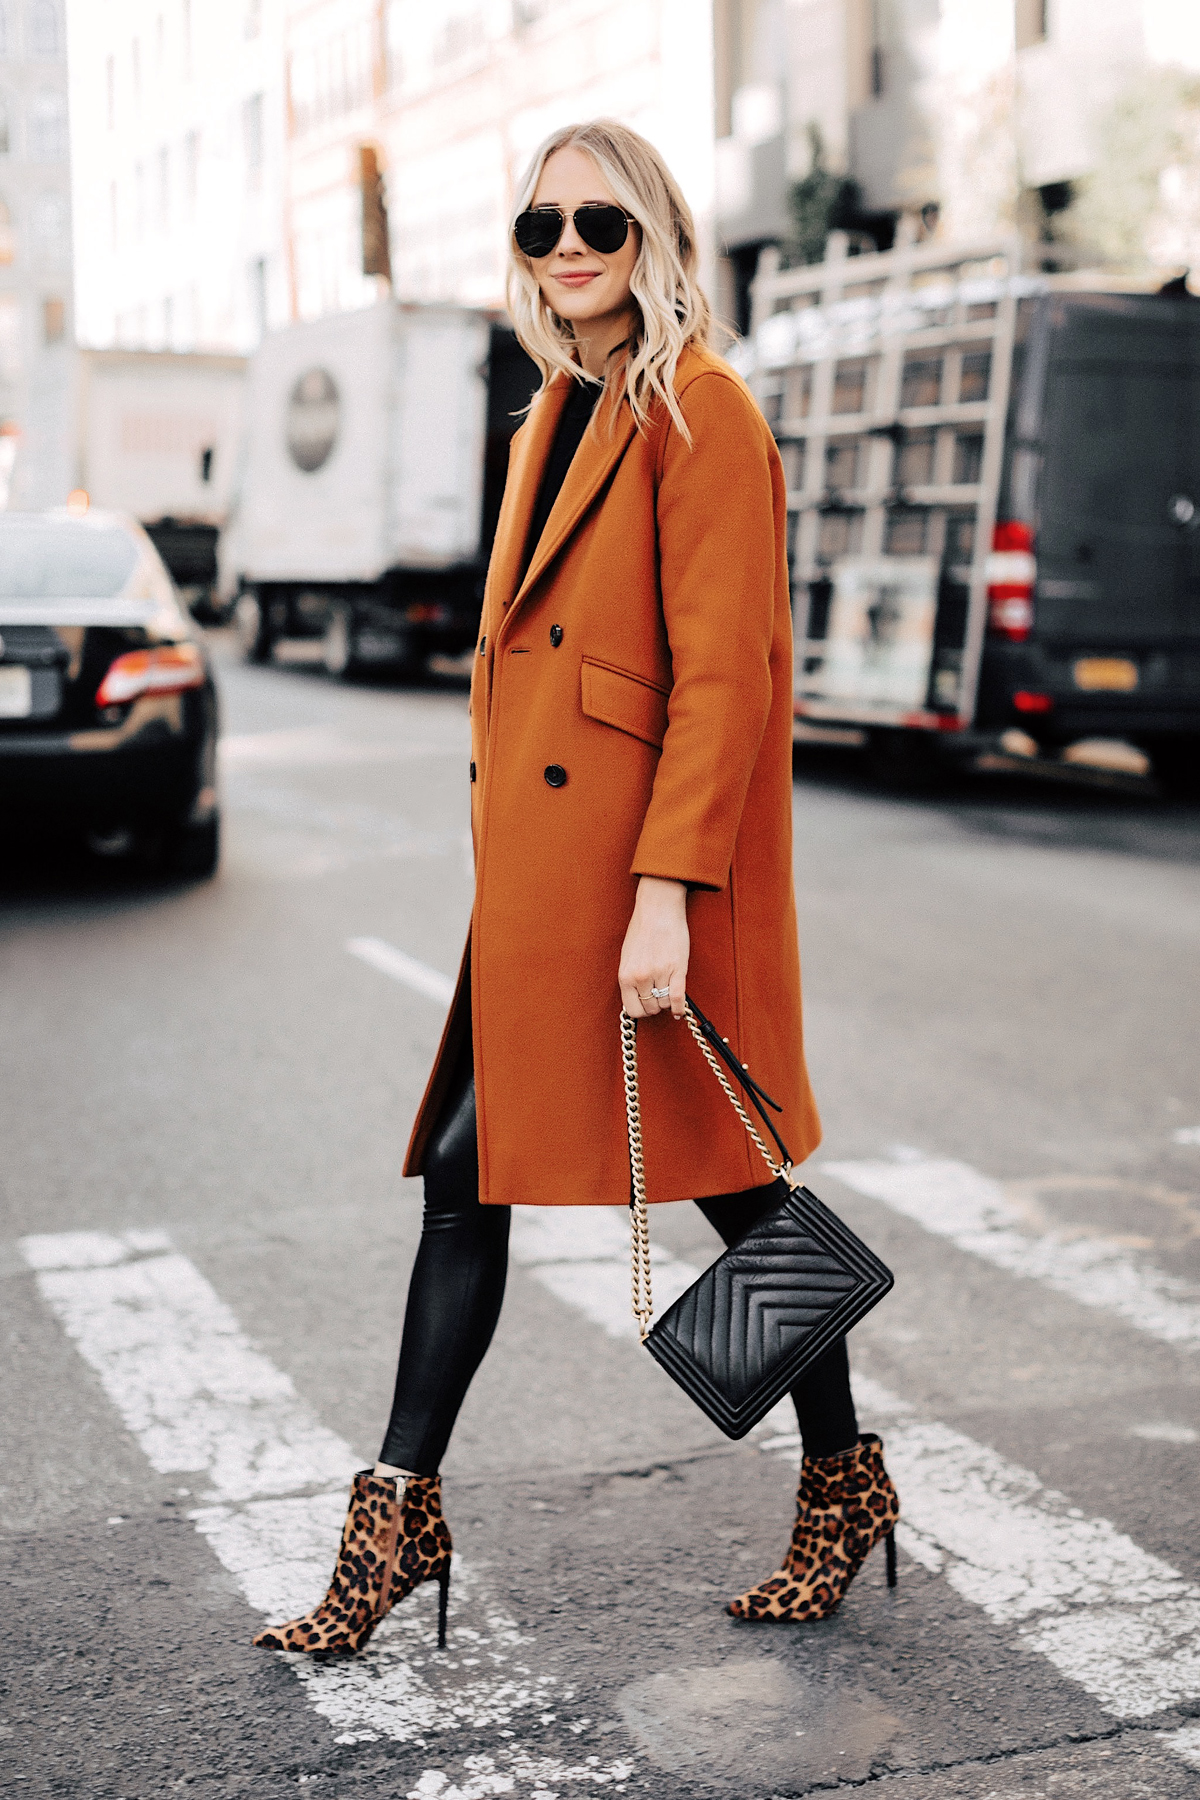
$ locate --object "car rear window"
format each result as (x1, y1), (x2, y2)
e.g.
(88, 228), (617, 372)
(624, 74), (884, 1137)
(0, 521), (140, 598)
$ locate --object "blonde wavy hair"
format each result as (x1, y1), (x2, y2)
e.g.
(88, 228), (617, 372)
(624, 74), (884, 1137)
(506, 119), (712, 442)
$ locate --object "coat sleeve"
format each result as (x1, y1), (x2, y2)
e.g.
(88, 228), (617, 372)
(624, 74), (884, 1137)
(630, 371), (778, 891)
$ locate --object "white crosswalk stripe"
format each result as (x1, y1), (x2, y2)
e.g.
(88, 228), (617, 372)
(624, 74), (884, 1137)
(24, 1201), (1200, 1777)
(19, 1228), (632, 1796)
(513, 1205), (1200, 1723)
(824, 1155), (1200, 1348)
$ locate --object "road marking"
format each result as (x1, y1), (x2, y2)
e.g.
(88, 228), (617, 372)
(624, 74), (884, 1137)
(510, 1205), (698, 1339)
(347, 936), (456, 1006)
(220, 728), (460, 770)
(824, 1156), (1200, 1348)
(516, 1207), (1200, 1724)
(26, 1218), (1200, 1761)
(20, 1228), (634, 1796)
(1130, 1423), (1199, 1445)
(1164, 1724), (1200, 1769)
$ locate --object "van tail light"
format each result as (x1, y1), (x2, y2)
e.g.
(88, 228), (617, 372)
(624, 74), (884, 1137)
(95, 643), (206, 707)
(986, 520), (1036, 642)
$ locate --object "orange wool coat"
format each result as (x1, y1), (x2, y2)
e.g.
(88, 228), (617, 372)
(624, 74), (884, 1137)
(403, 340), (821, 1205)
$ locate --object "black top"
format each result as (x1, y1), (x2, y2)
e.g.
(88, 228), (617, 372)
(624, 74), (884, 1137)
(520, 377), (602, 581)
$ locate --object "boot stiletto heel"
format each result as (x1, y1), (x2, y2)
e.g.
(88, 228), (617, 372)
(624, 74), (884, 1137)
(253, 1470), (452, 1656)
(728, 1432), (900, 1623)
(437, 1563), (451, 1650)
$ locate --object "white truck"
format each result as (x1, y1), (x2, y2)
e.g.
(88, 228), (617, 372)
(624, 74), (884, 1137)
(75, 348), (247, 618)
(220, 302), (538, 675)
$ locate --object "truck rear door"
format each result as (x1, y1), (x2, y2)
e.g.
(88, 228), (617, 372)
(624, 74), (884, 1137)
(388, 309), (490, 569)
(1036, 295), (1200, 651)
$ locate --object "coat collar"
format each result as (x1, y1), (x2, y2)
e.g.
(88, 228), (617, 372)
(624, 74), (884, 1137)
(493, 370), (638, 629)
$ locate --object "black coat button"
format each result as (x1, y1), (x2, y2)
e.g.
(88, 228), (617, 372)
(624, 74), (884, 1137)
(549, 624), (563, 647)
(543, 764), (567, 788)
(470, 761), (476, 782)
(478, 636), (486, 655)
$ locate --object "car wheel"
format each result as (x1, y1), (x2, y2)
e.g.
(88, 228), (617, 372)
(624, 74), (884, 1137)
(865, 728), (945, 791)
(234, 590), (272, 663)
(1148, 736), (1200, 800)
(164, 813), (220, 880)
(322, 602), (358, 678)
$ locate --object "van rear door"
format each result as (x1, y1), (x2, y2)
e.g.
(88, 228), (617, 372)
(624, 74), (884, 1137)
(1036, 294), (1200, 649)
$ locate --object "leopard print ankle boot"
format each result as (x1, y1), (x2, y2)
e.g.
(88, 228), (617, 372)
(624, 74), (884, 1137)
(253, 1470), (452, 1655)
(728, 1432), (899, 1623)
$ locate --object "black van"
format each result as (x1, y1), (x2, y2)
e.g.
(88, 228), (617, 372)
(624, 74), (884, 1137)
(977, 289), (1200, 791)
(744, 239), (1200, 792)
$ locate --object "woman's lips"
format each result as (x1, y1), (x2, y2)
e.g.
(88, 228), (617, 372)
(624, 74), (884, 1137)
(554, 272), (601, 287)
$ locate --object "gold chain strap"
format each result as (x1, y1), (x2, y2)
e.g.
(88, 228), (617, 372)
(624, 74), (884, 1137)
(621, 1003), (798, 1340)
(620, 1010), (654, 1341)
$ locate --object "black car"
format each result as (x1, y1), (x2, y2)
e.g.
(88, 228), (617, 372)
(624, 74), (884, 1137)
(0, 509), (220, 875)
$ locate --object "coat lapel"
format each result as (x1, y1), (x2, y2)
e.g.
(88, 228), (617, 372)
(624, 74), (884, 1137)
(498, 379), (638, 633)
(485, 375), (572, 619)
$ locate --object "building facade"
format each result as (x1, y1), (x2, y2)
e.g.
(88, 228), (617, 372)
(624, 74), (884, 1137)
(68, 0), (716, 350)
(715, 0), (1200, 315)
(1, 0), (73, 507)
(67, 0), (290, 353)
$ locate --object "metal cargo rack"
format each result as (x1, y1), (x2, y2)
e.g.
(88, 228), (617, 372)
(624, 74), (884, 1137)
(740, 233), (1035, 736)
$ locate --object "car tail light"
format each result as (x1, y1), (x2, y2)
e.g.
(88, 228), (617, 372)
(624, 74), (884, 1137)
(986, 520), (1036, 641)
(95, 643), (206, 707)
(1013, 690), (1054, 714)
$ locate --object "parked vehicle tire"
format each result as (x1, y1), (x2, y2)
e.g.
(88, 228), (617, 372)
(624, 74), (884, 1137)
(234, 589), (272, 663)
(865, 727), (945, 791)
(1148, 735), (1200, 799)
(163, 813), (221, 880)
(322, 602), (360, 679)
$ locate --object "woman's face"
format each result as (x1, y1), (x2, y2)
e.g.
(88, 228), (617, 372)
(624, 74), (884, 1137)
(525, 146), (641, 346)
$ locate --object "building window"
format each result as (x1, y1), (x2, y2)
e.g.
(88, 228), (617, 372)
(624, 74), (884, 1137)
(249, 255), (267, 339)
(0, 293), (22, 380)
(156, 145), (169, 230)
(1015, 0), (1049, 49)
(0, 198), (14, 265)
(0, 5), (8, 58)
(43, 295), (65, 343)
(132, 37), (141, 106)
(183, 129), (199, 219)
(245, 0), (262, 39)
(134, 159), (145, 237)
(0, 96), (10, 157)
(182, 0), (191, 79)
(32, 190), (66, 244)
(110, 178), (117, 249)
(28, 1), (59, 57)
(870, 0), (885, 98)
(106, 55), (115, 129)
(155, 10), (164, 66)
(28, 92), (66, 162)
(243, 92), (264, 187)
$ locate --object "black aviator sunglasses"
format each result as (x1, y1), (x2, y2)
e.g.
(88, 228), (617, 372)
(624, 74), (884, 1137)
(513, 203), (636, 259)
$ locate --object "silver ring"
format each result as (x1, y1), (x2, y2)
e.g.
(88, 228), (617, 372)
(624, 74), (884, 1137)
(650, 986), (670, 999)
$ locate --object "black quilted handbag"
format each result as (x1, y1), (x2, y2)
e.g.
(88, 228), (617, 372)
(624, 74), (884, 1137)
(620, 997), (894, 1440)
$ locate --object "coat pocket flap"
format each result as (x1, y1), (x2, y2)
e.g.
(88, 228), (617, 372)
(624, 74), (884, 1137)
(581, 658), (670, 749)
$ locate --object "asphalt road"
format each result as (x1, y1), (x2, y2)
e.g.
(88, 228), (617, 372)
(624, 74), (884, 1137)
(3, 632), (1200, 1800)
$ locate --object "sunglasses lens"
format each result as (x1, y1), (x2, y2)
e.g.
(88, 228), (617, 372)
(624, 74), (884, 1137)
(514, 209), (563, 257)
(575, 205), (630, 253)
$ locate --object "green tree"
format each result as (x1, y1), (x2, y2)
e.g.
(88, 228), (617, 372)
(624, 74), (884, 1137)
(787, 124), (862, 266)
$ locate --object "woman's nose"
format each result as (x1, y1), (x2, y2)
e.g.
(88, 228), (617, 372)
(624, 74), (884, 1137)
(556, 216), (588, 255)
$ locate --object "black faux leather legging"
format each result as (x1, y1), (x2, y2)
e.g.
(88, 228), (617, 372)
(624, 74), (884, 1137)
(380, 1045), (858, 1475)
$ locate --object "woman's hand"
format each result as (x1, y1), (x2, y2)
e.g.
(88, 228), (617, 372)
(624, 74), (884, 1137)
(619, 876), (689, 1018)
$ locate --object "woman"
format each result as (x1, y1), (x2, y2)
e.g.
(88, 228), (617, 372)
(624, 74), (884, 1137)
(253, 120), (898, 1658)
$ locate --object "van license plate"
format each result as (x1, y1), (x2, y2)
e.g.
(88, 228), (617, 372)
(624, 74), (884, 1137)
(0, 665), (32, 717)
(1074, 657), (1138, 692)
